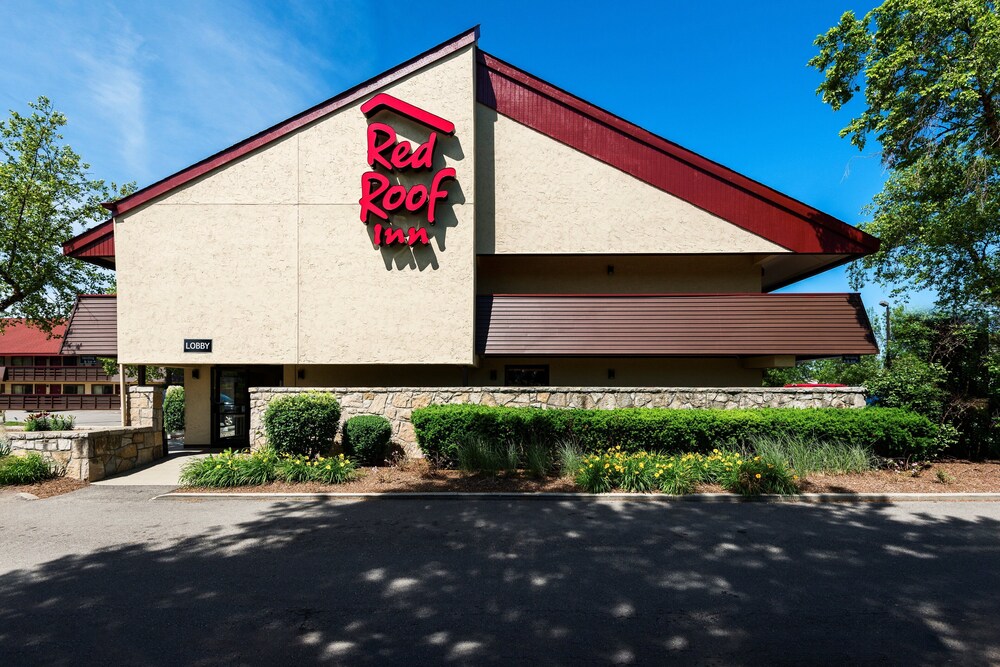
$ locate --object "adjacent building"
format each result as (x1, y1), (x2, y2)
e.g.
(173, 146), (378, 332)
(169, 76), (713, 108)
(62, 27), (879, 446)
(0, 312), (121, 410)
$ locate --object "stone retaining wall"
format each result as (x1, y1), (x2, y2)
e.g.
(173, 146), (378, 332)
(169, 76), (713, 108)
(249, 386), (868, 457)
(7, 386), (165, 482)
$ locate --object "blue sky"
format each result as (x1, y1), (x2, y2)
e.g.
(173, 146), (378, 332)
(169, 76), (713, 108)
(0, 0), (933, 311)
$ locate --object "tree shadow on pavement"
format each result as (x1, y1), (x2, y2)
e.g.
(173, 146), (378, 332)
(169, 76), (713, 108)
(1, 498), (998, 665)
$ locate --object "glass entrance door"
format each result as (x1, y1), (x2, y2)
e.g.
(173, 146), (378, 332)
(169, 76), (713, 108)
(212, 368), (248, 447)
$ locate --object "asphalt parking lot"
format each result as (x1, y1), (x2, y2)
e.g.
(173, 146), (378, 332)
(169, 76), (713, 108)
(1, 487), (999, 665)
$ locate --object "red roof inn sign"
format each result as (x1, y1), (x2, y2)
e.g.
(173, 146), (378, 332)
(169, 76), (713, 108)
(359, 94), (456, 247)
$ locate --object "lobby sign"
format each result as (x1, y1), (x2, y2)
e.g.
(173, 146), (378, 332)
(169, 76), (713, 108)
(183, 339), (212, 353)
(358, 93), (456, 247)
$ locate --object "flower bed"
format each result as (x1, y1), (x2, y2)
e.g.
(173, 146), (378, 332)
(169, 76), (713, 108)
(180, 448), (357, 487)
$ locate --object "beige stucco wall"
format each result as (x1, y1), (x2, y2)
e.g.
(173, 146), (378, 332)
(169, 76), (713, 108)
(280, 358), (760, 389)
(114, 46), (477, 366)
(477, 255), (762, 293)
(475, 106), (791, 256)
(183, 365), (212, 446)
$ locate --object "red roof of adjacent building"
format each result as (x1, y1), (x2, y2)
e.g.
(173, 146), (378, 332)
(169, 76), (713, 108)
(0, 320), (67, 355)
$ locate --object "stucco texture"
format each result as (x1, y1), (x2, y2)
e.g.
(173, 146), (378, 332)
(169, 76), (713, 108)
(114, 46), (477, 366)
(475, 105), (791, 255)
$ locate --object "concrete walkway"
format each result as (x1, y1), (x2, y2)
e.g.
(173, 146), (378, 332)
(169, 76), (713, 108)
(92, 446), (210, 486)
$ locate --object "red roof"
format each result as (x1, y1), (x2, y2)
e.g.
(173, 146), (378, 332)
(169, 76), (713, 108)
(63, 219), (115, 269)
(0, 320), (67, 355)
(69, 26), (879, 278)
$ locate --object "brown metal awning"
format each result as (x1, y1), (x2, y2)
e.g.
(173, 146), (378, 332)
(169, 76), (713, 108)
(475, 294), (879, 357)
(60, 295), (118, 356)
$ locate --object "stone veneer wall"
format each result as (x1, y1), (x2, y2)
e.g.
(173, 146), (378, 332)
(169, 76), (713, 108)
(249, 386), (868, 457)
(8, 386), (164, 482)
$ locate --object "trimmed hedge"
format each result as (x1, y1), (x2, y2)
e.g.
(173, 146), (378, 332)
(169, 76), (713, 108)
(342, 415), (393, 465)
(164, 386), (185, 433)
(411, 405), (943, 465)
(263, 392), (341, 456)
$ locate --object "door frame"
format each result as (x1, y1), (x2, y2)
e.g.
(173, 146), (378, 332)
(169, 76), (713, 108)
(210, 366), (250, 448)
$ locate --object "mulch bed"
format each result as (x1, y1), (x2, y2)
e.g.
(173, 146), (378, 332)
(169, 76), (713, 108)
(796, 461), (1000, 494)
(175, 459), (1000, 496)
(1, 477), (88, 499)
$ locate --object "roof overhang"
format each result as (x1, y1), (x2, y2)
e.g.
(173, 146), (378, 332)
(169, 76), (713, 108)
(476, 293), (879, 358)
(63, 219), (115, 269)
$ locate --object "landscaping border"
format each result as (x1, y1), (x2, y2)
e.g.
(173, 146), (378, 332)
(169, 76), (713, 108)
(249, 386), (868, 456)
(156, 491), (1000, 502)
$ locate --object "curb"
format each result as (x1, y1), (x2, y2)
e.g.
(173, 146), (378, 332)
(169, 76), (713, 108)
(153, 491), (1000, 503)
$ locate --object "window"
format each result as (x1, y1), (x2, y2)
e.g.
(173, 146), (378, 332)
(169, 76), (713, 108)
(62, 356), (79, 367)
(11, 384), (33, 394)
(34, 356), (52, 366)
(33, 384), (47, 395)
(79, 356), (98, 367)
(91, 384), (116, 395)
(48, 385), (62, 395)
(11, 357), (32, 367)
(62, 384), (84, 395)
(504, 365), (550, 387)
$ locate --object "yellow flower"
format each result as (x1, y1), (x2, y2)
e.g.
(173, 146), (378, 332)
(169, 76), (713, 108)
(755, 473), (761, 479)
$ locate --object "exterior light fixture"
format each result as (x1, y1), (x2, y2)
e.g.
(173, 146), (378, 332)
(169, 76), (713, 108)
(191, 369), (199, 380)
(607, 265), (614, 275)
(297, 368), (305, 380)
(608, 368), (616, 379)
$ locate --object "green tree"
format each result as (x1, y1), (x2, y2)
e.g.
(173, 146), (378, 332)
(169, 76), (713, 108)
(0, 96), (132, 330)
(809, 0), (1000, 312)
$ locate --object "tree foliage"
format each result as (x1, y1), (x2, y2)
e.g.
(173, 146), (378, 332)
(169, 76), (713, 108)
(809, 0), (1000, 311)
(765, 308), (998, 457)
(0, 97), (132, 330)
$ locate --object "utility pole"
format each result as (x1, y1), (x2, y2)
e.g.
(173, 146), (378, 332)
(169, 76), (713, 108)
(879, 301), (891, 369)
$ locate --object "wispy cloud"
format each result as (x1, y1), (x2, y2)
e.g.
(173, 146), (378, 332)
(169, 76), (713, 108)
(0, 0), (371, 188)
(75, 12), (149, 182)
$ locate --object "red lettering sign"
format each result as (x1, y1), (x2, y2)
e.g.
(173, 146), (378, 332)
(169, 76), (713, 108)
(358, 95), (456, 248)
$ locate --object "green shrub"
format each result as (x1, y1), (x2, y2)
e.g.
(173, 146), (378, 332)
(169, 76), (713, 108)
(573, 449), (749, 495)
(263, 392), (341, 456)
(180, 449), (269, 487)
(717, 452), (799, 496)
(276, 453), (357, 484)
(164, 386), (185, 433)
(412, 405), (943, 465)
(342, 415), (392, 465)
(0, 452), (60, 485)
(180, 447), (357, 487)
(23, 412), (74, 432)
